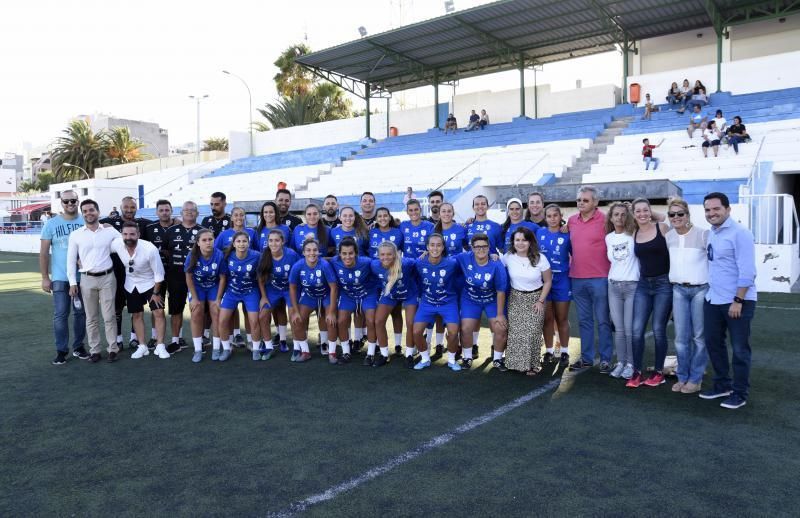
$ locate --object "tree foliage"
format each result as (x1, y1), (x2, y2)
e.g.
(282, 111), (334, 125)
(256, 43), (353, 130)
(202, 137), (229, 151)
(18, 171), (55, 193)
(103, 126), (150, 166)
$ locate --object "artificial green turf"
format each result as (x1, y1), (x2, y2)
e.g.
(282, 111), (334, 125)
(1, 252), (798, 516)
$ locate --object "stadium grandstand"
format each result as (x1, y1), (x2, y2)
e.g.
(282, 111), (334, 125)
(18, 0), (800, 293)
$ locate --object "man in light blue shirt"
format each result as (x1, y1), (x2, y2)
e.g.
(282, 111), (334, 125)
(40, 190), (86, 365)
(700, 192), (756, 409)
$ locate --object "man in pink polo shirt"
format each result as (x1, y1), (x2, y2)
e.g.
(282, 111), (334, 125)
(568, 185), (614, 373)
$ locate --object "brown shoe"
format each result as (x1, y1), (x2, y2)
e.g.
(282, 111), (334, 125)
(681, 382), (701, 394)
(89, 353), (102, 363)
(107, 351), (119, 363)
(671, 381), (685, 393)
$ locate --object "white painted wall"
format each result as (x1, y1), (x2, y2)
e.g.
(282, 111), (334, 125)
(49, 179), (138, 217)
(731, 15), (800, 61)
(95, 151), (228, 179)
(638, 27), (718, 74)
(0, 234), (39, 253)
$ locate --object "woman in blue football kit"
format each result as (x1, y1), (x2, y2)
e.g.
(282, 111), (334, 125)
(256, 229), (299, 359)
(535, 204), (572, 364)
(217, 231), (267, 362)
(400, 199), (435, 258)
(501, 198), (540, 252)
(434, 203), (467, 255)
(292, 204), (332, 255)
(330, 237), (377, 365)
(457, 234), (509, 370)
(412, 233), (463, 371)
(368, 207), (403, 258)
(255, 201), (291, 251)
(288, 239), (338, 363)
(372, 241), (419, 367)
(466, 195), (504, 253)
(214, 207), (256, 251)
(330, 207), (370, 256)
(184, 228), (223, 363)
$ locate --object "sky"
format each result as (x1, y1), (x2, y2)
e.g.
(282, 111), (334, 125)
(1, 0), (622, 156)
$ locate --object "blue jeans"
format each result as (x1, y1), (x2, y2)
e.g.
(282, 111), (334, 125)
(672, 284), (709, 383)
(704, 300), (755, 399)
(686, 99), (707, 110)
(52, 280), (86, 352)
(632, 274), (673, 372)
(644, 157), (660, 170)
(571, 277), (613, 364)
(728, 135), (744, 153)
(666, 94), (680, 105)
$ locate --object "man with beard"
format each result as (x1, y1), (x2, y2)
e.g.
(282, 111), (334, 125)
(321, 195), (341, 228)
(143, 199), (181, 348)
(100, 196), (152, 350)
(276, 188), (302, 230)
(359, 191), (377, 228)
(201, 192), (232, 237)
(67, 200), (121, 363)
(111, 222), (168, 359)
(40, 190), (86, 365)
(164, 201), (204, 353)
(426, 190), (444, 224)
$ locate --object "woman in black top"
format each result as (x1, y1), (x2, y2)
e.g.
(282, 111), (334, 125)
(627, 198), (673, 388)
(726, 116), (750, 155)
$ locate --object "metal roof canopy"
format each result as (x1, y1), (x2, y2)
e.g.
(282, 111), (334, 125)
(297, 0), (800, 95)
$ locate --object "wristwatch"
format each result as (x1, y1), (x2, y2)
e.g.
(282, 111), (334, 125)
(733, 296), (744, 304)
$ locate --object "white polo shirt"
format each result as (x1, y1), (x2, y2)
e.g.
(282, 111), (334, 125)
(67, 224), (120, 286)
(110, 238), (165, 293)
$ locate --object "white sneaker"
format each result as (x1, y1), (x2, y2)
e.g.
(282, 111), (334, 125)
(131, 344), (149, 359)
(609, 362), (625, 378)
(621, 363), (634, 379)
(154, 344), (170, 359)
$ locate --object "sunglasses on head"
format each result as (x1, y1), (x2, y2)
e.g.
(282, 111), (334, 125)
(62, 199), (78, 205)
(668, 211), (686, 218)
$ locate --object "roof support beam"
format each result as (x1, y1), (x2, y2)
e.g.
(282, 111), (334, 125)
(722, 0), (800, 26)
(587, 0), (633, 43)
(451, 15), (520, 64)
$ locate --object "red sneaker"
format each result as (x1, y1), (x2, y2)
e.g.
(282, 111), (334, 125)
(625, 371), (642, 388)
(297, 352), (313, 363)
(644, 372), (666, 387)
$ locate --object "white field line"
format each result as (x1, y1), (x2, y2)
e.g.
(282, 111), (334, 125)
(756, 305), (800, 310)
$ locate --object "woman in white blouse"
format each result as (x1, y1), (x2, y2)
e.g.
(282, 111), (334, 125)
(665, 197), (709, 394)
(501, 227), (552, 375)
(604, 202), (639, 380)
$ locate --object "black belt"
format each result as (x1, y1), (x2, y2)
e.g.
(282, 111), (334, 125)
(513, 287), (542, 294)
(673, 282), (705, 287)
(85, 268), (114, 277)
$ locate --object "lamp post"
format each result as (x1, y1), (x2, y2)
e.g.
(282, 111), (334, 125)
(188, 94), (209, 162)
(222, 70), (254, 157)
(62, 162), (90, 180)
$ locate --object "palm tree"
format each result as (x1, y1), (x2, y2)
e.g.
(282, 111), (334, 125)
(202, 137), (229, 151)
(102, 126), (150, 165)
(314, 82), (353, 122)
(257, 94), (323, 129)
(273, 43), (313, 98)
(50, 120), (106, 181)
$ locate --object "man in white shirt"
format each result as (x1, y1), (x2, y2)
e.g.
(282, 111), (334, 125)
(111, 221), (169, 359)
(67, 199), (121, 362)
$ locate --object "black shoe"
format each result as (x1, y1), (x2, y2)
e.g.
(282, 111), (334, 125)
(352, 339), (363, 354)
(559, 353), (570, 369)
(373, 355), (388, 367)
(461, 357), (473, 369)
(363, 355), (374, 366)
(394, 345), (402, 356)
(202, 336), (211, 347)
(107, 351), (119, 363)
(178, 338), (189, 351)
(271, 333), (280, 347)
(52, 351), (67, 365)
(338, 353), (352, 365)
(599, 361), (611, 374)
(166, 342), (181, 354)
(492, 359), (508, 372)
(569, 359), (593, 371)
(128, 339), (140, 350)
(116, 341), (124, 351)
(405, 355), (415, 369)
(435, 344), (444, 355)
(89, 353), (102, 363)
(147, 338), (157, 350)
(233, 335), (245, 348)
(474, 344), (479, 358)
(455, 347), (462, 361)
(543, 352), (554, 364)
(72, 347), (90, 360)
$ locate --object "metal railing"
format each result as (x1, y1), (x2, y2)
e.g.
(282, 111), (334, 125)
(1, 221), (44, 234)
(432, 148), (551, 193)
(739, 193), (799, 247)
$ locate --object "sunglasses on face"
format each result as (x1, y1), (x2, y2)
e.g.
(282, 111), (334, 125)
(668, 212), (686, 218)
(62, 199), (78, 205)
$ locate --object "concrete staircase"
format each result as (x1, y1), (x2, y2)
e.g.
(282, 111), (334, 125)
(558, 116), (633, 184)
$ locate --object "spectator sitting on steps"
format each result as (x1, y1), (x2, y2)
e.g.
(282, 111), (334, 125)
(726, 116), (750, 155)
(465, 110), (480, 131)
(479, 109), (489, 130)
(444, 113), (458, 134)
(642, 93), (659, 120)
(666, 82), (682, 107)
(712, 109), (727, 133)
(702, 120), (722, 158)
(642, 138), (664, 170)
(687, 104), (708, 138)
